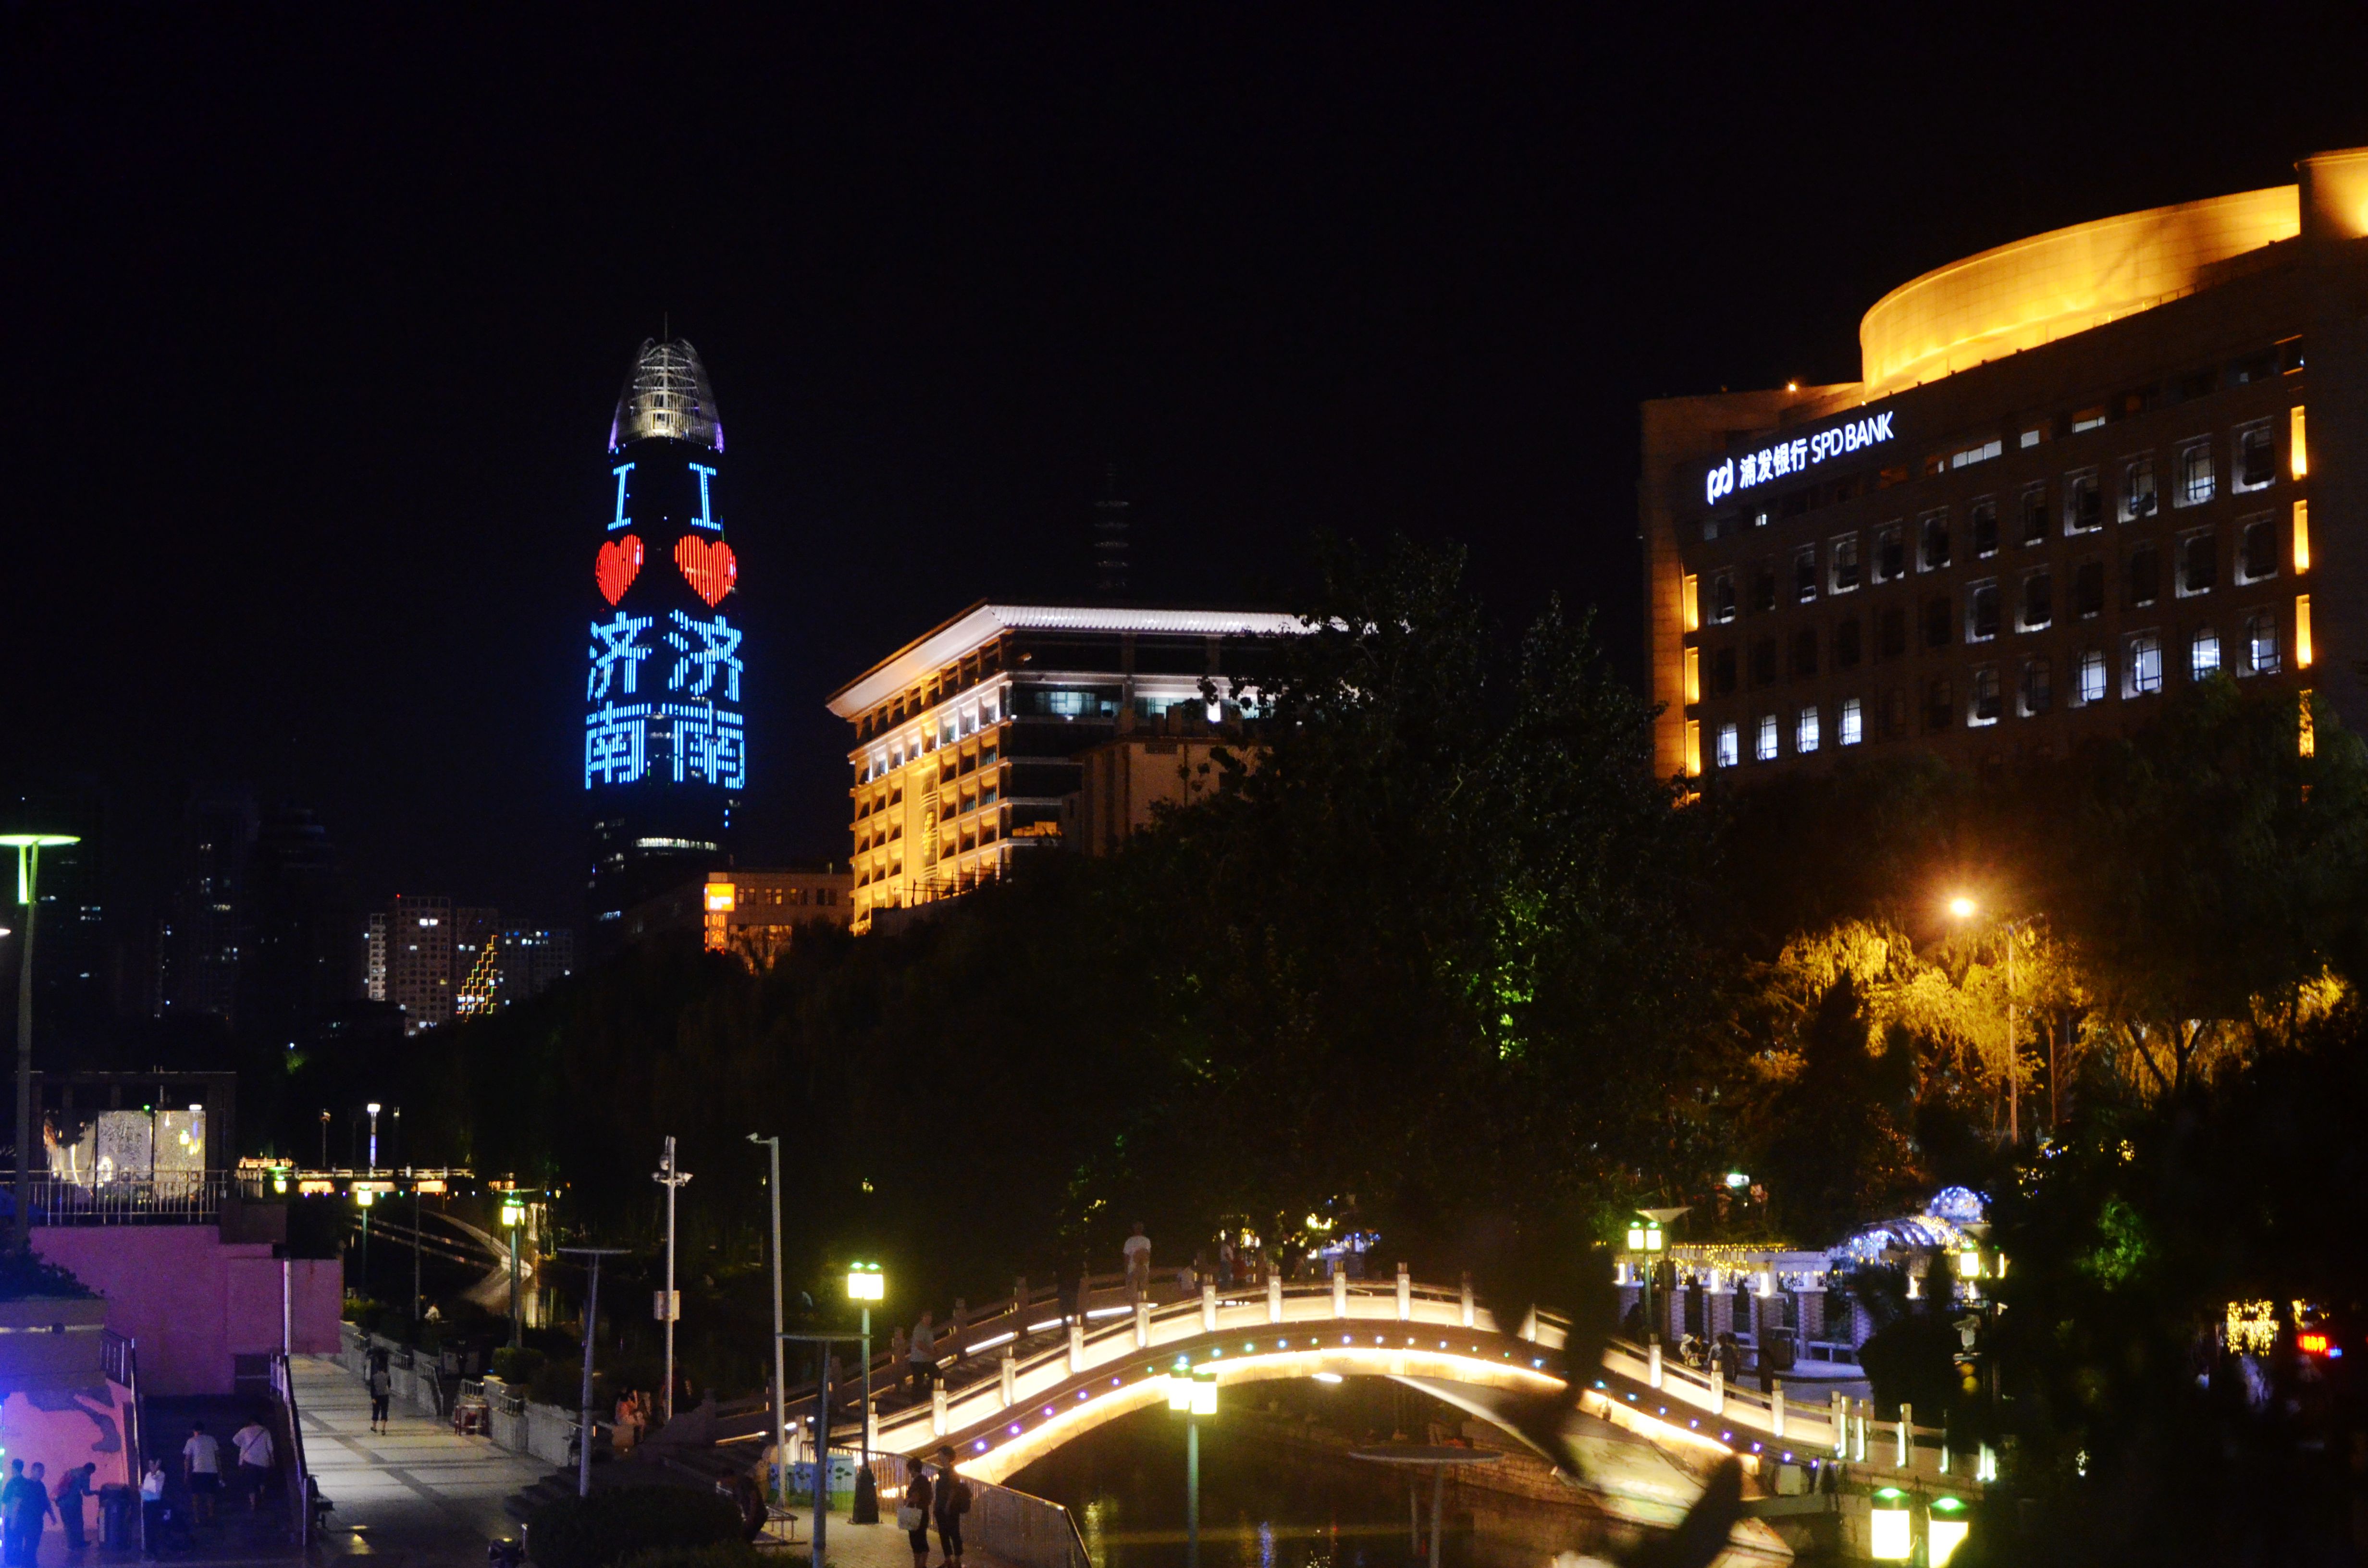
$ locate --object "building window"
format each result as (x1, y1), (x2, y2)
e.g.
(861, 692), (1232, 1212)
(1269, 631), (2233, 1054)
(2020, 486), (2048, 546)
(2072, 406), (2107, 433)
(2122, 456), (2158, 519)
(1716, 723), (1739, 769)
(2236, 422), (2276, 491)
(2294, 499), (2311, 573)
(1924, 678), (1953, 733)
(1971, 665), (2002, 725)
(2178, 530), (2217, 596)
(2238, 515), (2277, 583)
(1711, 646), (1737, 696)
(1968, 580), (2000, 641)
(1971, 500), (1998, 558)
(2067, 471), (2103, 533)
(2021, 657), (2053, 717)
(2125, 541), (2159, 609)
(1878, 606), (1906, 659)
(1751, 561), (1777, 613)
(2292, 404), (2308, 478)
(1919, 511), (1951, 571)
(1882, 687), (1908, 739)
(1749, 637), (1776, 687)
(2245, 611), (2281, 675)
(1756, 714), (1779, 761)
(1840, 697), (1864, 746)
(2021, 570), (2053, 631)
(1794, 547), (1818, 605)
(1950, 438), (2003, 469)
(1836, 617), (1862, 668)
(2191, 627), (2220, 679)
(2076, 647), (2109, 705)
(1797, 705), (1821, 753)
(2073, 559), (2106, 619)
(1924, 596), (1952, 648)
(1875, 524), (1905, 583)
(2126, 632), (2163, 696)
(1711, 571), (1737, 624)
(1831, 535), (1861, 593)
(1790, 627), (1819, 679)
(2178, 440), (2215, 506)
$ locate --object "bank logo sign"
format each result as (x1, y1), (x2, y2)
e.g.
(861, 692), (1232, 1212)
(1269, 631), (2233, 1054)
(1705, 409), (1897, 506)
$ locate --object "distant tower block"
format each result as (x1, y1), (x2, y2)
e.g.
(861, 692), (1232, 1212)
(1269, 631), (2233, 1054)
(1094, 467), (1131, 596)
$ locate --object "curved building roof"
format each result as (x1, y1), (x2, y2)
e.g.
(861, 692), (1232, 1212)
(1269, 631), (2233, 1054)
(1859, 183), (2300, 394)
(610, 338), (724, 453)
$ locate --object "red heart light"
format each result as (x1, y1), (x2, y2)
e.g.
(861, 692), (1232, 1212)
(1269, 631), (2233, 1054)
(675, 535), (738, 607)
(595, 535), (643, 605)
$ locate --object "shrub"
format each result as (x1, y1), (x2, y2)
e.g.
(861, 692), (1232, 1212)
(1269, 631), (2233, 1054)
(493, 1346), (547, 1385)
(530, 1360), (599, 1409)
(527, 1487), (741, 1568)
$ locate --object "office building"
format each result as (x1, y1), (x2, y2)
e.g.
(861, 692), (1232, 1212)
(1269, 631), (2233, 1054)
(153, 785), (256, 1026)
(1065, 708), (1256, 856)
(236, 805), (362, 1047)
(494, 928), (575, 1002)
(365, 894), (456, 1036)
(826, 603), (1301, 931)
(619, 867), (852, 965)
(584, 338), (746, 946)
(1642, 148), (2368, 782)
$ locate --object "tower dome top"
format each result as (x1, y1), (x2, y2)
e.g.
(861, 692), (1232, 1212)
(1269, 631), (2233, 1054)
(609, 338), (723, 453)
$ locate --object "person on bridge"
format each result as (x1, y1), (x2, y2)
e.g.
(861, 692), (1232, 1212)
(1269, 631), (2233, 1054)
(907, 1313), (937, 1398)
(899, 1458), (933, 1568)
(1123, 1223), (1150, 1299)
(930, 1446), (970, 1568)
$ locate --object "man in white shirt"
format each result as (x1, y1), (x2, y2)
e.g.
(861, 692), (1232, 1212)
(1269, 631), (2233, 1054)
(182, 1422), (222, 1523)
(231, 1419), (275, 1512)
(1122, 1224), (1151, 1299)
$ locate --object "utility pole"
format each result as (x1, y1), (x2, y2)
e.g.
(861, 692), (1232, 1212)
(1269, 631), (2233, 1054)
(559, 1247), (629, 1497)
(747, 1134), (785, 1509)
(652, 1137), (691, 1422)
(7, 834), (78, 1247)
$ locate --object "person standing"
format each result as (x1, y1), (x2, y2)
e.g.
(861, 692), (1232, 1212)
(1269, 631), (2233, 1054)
(0, 1460), (31, 1568)
(14, 1464), (54, 1565)
(906, 1312), (936, 1400)
(138, 1460), (165, 1555)
(53, 1462), (92, 1552)
(232, 1417), (275, 1511)
(184, 1421), (223, 1523)
(931, 1446), (970, 1568)
(1122, 1224), (1151, 1300)
(898, 1458), (933, 1568)
(368, 1360), (393, 1433)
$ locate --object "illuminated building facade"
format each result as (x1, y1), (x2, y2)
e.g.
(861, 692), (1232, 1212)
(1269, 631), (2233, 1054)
(826, 604), (1301, 931)
(1644, 147), (2368, 783)
(495, 928), (575, 1002)
(365, 894), (455, 1036)
(584, 339), (745, 941)
(619, 866), (852, 965)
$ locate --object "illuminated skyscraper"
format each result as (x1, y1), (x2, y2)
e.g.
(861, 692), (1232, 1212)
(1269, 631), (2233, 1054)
(584, 340), (745, 941)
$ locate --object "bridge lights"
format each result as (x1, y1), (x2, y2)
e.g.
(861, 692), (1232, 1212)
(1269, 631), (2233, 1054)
(501, 1195), (526, 1349)
(845, 1262), (885, 1301)
(1928, 1495), (1970, 1564)
(845, 1262), (885, 1511)
(1167, 1362), (1218, 1568)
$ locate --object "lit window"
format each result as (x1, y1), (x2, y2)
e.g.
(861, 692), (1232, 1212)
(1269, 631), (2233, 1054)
(1839, 697), (1864, 746)
(2297, 594), (2314, 667)
(1681, 574), (1699, 632)
(2294, 500), (2311, 573)
(2291, 405), (2308, 478)
(2077, 648), (2108, 705)
(2178, 440), (2215, 506)
(2121, 456), (2157, 519)
(2072, 407), (2107, 433)
(1716, 723), (1739, 769)
(1949, 438), (2003, 469)
(2020, 428), (2043, 449)
(1970, 665), (2001, 726)
(1685, 720), (1701, 777)
(1684, 647), (1701, 704)
(1797, 706), (1821, 753)
(1756, 714), (1779, 761)
(2191, 628), (2220, 679)
(2245, 612), (2281, 675)
(2126, 632), (2163, 696)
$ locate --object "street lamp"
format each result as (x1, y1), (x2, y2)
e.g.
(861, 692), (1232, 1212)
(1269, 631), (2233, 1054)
(1946, 895), (2032, 1144)
(366, 1103), (382, 1174)
(501, 1193), (527, 1348)
(1165, 1360), (1219, 1568)
(746, 1134), (786, 1511)
(4, 833), (80, 1247)
(1928, 1494), (1971, 1564)
(845, 1262), (884, 1522)
(653, 1138), (692, 1421)
(356, 1184), (375, 1292)
(1630, 1206), (1687, 1346)
(1870, 1486), (1912, 1561)
(558, 1247), (631, 1497)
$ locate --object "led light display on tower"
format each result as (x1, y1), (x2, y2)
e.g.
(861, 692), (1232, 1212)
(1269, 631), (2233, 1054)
(584, 339), (743, 931)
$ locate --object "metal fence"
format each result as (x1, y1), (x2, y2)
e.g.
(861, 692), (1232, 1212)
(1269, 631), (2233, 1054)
(15, 1174), (228, 1225)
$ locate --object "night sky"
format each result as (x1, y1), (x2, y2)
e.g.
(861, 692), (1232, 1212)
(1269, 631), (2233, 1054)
(11, 6), (2368, 929)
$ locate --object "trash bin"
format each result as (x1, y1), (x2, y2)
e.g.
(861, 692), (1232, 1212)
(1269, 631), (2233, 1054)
(97, 1484), (134, 1548)
(1765, 1327), (1798, 1372)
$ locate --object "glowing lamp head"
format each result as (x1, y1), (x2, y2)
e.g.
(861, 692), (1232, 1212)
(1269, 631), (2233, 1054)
(1928, 1496), (1970, 1565)
(1644, 1224), (1665, 1252)
(501, 1201), (525, 1228)
(366, 1102), (382, 1117)
(1724, 1172), (1749, 1189)
(1625, 1225), (1646, 1250)
(1870, 1488), (1912, 1561)
(355, 1187), (375, 1208)
(846, 1263), (885, 1302)
(1190, 1367), (1219, 1416)
(1947, 895), (1977, 920)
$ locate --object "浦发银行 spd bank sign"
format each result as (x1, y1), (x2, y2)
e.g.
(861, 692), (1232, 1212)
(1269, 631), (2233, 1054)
(1705, 409), (1896, 506)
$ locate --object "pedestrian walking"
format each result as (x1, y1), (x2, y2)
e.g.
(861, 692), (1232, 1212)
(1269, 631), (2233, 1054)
(1122, 1224), (1150, 1299)
(232, 1417), (275, 1511)
(368, 1361), (393, 1433)
(183, 1422), (222, 1523)
(12, 1464), (55, 1565)
(907, 1312), (937, 1398)
(897, 1459), (933, 1568)
(1715, 1332), (1742, 1384)
(931, 1446), (970, 1568)
(53, 1462), (92, 1552)
(0, 1460), (32, 1568)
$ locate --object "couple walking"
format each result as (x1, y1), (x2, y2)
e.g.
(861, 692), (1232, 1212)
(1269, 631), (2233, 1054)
(1, 1459), (96, 1565)
(898, 1445), (971, 1568)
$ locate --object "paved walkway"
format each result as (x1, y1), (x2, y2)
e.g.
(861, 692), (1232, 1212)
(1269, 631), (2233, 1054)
(293, 1356), (549, 1566)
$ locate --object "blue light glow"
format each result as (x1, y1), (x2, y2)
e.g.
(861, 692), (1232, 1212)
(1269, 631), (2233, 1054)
(689, 463), (720, 529)
(662, 704), (747, 789)
(585, 704), (652, 786)
(609, 464), (635, 531)
(664, 610), (743, 700)
(588, 613), (654, 699)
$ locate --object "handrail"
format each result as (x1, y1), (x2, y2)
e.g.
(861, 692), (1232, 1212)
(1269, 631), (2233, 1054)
(270, 1352), (312, 1549)
(115, 1334), (145, 1556)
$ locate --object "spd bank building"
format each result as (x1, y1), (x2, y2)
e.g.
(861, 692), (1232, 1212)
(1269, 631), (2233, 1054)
(1644, 146), (2368, 782)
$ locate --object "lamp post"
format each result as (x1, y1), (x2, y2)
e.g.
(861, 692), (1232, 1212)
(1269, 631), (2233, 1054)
(366, 1102), (381, 1174)
(845, 1262), (883, 1522)
(1166, 1361), (1218, 1568)
(318, 1109), (330, 1171)
(501, 1194), (526, 1348)
(1629, 1206), (1687, 1346)
(356, 1185), (374, 1292)
(652, 1137), (691, 1421)
(746, 1134), (786, 1510)
(1948, 897), (2032, 1144)
(5, 833), (80, 1247)
(559, 1246), (630, 1497)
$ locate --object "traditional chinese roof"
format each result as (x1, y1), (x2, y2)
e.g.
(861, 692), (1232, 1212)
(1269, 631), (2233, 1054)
(610, 339), (723, 453)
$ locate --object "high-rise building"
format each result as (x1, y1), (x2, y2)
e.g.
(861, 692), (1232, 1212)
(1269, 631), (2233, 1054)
(584, 339), (746, 947)
(236, 805), (361, 1047)
(1643, 147), (2368, 782)
(494, 928), (575, 1002)
(619, 867), (851, 966)
(366, 894), (455, 1036)
(826, 603), (1303, 931)
(153, 785), (257, 1026)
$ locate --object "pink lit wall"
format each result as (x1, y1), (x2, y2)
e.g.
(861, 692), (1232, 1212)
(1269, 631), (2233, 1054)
(0, 1389), (135, 1492)
(30, 1229), (341, 1396)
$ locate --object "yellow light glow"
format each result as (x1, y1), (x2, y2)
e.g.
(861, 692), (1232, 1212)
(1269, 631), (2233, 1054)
(1929, 1517), (1971, 1564)
(705, 882), (737, 913)
(2297, 595), (2314, 668)
(1870, 1503), (1913, 1561)
(847, 1267), (885, 1302)
(298, 1179), (334, 1196)
(1681, 574), (1700, 634)
(1165, 1373), (1193, 1413)
(2291, 405), (2307, 478)
(1626, 1226), (1646, 1250)
(2294, 500), (2310, 573)
(414, 1179), (446, 1195)
(2300, 693), (2316, 759)
(1190, 1372), (1219, 1416)
(501, 1203), (525, 1228)
(1684, 721), (1701, 780)
(355, 1188), (375, 1208)
(1684, 647), (1700, 706)
(1948, 895), (1977, 919)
